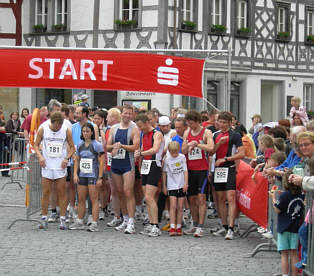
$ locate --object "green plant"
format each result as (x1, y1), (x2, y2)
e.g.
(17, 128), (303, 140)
(182, 20), (196, 28)
(115, 19), (137, 26)
(307, 35), (314, 42)
(211, 24), (227, 32)
(238, 27), (251, 33)
(53, 24), (65, 29)
(308, 110), (314, 119)
(33, 24), (44, 30)
(277, 31), (290, 38)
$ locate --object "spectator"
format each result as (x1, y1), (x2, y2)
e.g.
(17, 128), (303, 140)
(289, 96), (309, 126)
(20, 108), (29, 124)
(234, 124), (256, 159)
(306, 120), (314, 132)
(5, 112), (21, 135)
(249, 114), (262, 135)
(292, 113), (304, 127)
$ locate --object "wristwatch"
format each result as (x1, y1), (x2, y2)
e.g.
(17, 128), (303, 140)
(224, 157), (228, 162)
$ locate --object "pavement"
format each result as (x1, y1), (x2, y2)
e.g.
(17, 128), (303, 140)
(0, 175), (281, 276)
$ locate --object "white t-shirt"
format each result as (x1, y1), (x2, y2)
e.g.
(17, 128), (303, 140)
(163, 153), (187, 190)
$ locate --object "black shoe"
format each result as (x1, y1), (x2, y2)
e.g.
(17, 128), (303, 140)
(2, 174), (10, 177)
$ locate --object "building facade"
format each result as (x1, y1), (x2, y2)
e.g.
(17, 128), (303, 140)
(0, 0), (314, 127)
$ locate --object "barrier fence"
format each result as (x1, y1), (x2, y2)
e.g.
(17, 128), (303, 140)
(304, 191), (314, 276)
(8, 153), (42, 229)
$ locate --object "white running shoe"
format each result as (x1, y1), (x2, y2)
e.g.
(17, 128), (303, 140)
(124, 223), (136, 234)
(115, 220), (128, 231)
(48, 212), (58, 223)
(262, 231), (273, 239)
(193, 227), (204, 238)
(140, 224), (153, 235)
(87, 222), (99, 232)
(148, 225), (161, 237)
(99, 210), (105, 221)
(87, 215), (93, 226)
(225, 229), (234, 240)
(213, 227), (227, 237)
(184, 226), (196, 235)
(107, 217), (123, 227)
(69, 219), (85, 230)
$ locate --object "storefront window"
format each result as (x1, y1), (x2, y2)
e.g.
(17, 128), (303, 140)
(36, 88), (72, 107)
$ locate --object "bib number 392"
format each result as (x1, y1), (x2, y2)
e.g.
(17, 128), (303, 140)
(214, 167), (229, 183)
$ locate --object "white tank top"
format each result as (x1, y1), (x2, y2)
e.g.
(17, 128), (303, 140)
(42, 123), (67, 170)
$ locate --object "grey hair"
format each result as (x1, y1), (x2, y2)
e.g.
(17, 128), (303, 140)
(306, 120), (314, 132)
(290, 126), (306, 136)
(47, 99), (62, 113)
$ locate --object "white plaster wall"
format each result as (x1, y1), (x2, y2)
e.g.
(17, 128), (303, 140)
(0, 8), (15, 33)
(19, 88), (34, 113)
(142, 10), (158, 27)
(22, 0), (30, 36)
(71, 0), (93, 31)
(245, 76), (261, 128)
(0, 39), (16, 46)
(99, 1), (114, 30)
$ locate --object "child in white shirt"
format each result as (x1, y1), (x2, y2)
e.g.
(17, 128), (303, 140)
(162, 141), (188, 236)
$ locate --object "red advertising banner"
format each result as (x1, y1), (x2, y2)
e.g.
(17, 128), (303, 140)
(0, 48), (205, 98)
(236, 161), (268, 229)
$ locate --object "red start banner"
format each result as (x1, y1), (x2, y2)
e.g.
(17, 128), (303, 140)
(236, 161), (268, 229)
(0, 48), (205, 98)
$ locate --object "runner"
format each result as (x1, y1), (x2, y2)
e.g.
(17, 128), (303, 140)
(107, 105), (140, 234)
(134, 114), (164, 237)
(34, 112), (75, 230)
(212, 112), (245, 240)
(182, 110), (214, 238)
(70, 123), (104, 232)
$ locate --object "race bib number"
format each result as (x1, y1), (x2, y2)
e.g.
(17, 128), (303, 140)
(47, 142), (63, 158)
(107, 153), (112, 166)
(113, 148), (126, 159)
(188, 147), (202, 160)
(214, 167), (229, 183)
(170, 161), (184, 174)
(80, 158), (93, 174)
(141, 160), (152, 175)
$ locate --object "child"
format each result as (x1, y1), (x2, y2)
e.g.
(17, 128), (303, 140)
(162, 141), (188, 236)
(70, 123), (105, 232)
(289, 96), (309, 126)
(270, 171), (304, 276)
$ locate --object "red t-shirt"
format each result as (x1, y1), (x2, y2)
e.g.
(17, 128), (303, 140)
(264, 148), (275, 162)
(21, 114), (47, 132)
(215, 132), (230, 160)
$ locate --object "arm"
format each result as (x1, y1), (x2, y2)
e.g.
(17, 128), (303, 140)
(141, 132), (164, 156)
(162, 171), (167, 195)
(198, 129), (214, 153)
(96, 153), (105, 188)
(120, 126), (140, 152)
(183, 170), (188, 193)
(302, 176), (314, 192)
(33, 127), (45, 168)
(73, 154), (79, 184)
(269, 191), (281, 214)
(181, 130), (189, 155)
(94, 124), (99, 141)
(63, 128), (76, 169)
(106, 127), (114, 152)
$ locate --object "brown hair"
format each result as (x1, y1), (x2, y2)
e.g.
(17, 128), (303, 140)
(270, 151), (286, 166)
(185, 110), (201, 123)
(259, 134), (274, 148)
(218, 111), (233, 122)
(135, 114), (149, 123)
(282, 170), (302, 195)
(50, 112), (64, 124)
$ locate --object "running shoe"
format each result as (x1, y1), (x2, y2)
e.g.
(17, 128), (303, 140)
(124, 223), (136, 234)
(59, 218), (68, 230)
(48, 212), (58, 223)
(209, 225), (221, 233)
(140, 224), (153, 235)
(207, 209), (218, 219)
(135, 211), (144, 221)
(257, 227), (267, 233)
(183, 209), (191, 220)
(225, 229), (234, 240)
(262, 231), (273, 239)
(176, 228), (183, 236)
(115, 220), (128, 231)
(213, 227), (227, 237)
(161, 223), (170, 231)
(163, 211), (170, 221)
(87, 222), (99, 232)
(148, 225), (161, 237)
(142, 216), (150, 226)
(208, 201), (215, 209)
(169, 228), (176, 236)
(38, 217), (48, 230)
(69, 220), (85, 230)
(87, 215), (93, 226)
(193, 227), (204, 238)
(183, 226), (196, 235)
(99, 210), (105, 221)
(107, 217), (123, 227)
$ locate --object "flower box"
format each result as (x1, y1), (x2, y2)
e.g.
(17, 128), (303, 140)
(210, 24), (227, 35)
(52, 24), (66, 32)
(115, 19), (137, 31)
(276, 32), (290, 43)
(236, 27), (251, 38)
(181, 21), (196, 31)
(33, 24), (46, 33)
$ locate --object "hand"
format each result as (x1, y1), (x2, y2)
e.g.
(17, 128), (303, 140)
(289, 174), (303, 186)
(183, 183), (188, 193)
(96, 179), (103, 188)
(73, 175), (79, 185)
(263, 168), (276, 177)
(218, 136), (228, 145)
(61, 159), (68, 169)
(134, 150), (141, 159)
(188, 141), (198, 148)
(113, 142), (121, 150)
(250, 159), (257, 168)
(163, 186), (167, 196)
(215, 158), (225, 167)
(38, 156), (46, 168)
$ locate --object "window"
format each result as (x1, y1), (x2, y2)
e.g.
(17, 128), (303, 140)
(276, 2), (290, 35)
(207, 81), (218, 110)
(35, 0), (48, 27)
(278, 7), (286, 32)
(182, 0), (193, 21)
(212, 0), (222, 25)
(237, 0), (247, 29)
(303, 84), (312, 112)
(308, 11), (314, 35)
(55, 0), (68, 27)
(120, 0), (139, 23)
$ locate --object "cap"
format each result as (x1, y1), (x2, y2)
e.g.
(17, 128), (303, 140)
(158, 116), (171, 126)
(80, 94), (89, 100)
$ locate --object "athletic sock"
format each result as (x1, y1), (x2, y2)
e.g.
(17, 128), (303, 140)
(229, 226), (234, 232)
(198, 224), (203, 228)
(128, 217), (135, 225)
(176, 224), (181, 229)
(193, 221), (199, 227)
(52, 209), (57, 214)
(42, 216), (47, 220)
(223, 225), (228, 230)
(170, 224), (175, 229)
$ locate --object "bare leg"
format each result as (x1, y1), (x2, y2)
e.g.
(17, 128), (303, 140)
(88, 185), (99, 222)
(123, 171), (135, 219)
(216, 191), (227, 225)
(112, 173), (127, 215)
(169, 196), (177, 226)
(280, 250), (289, 275)
(188, 195), (199, 225)
(145, 185), (158, 224)
(226, 190), (237, 227)
(198, 194), (207, 225)
(77, 185), (88, 220)
(41, 177), (52, 216)
(55, 177), (67, 217)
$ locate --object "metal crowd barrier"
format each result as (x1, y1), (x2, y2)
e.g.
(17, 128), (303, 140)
(303, 191), (314, 276)
(0, 133), (13, 176)
(1, 136), (28, 190)
(8, 153), (42, 229)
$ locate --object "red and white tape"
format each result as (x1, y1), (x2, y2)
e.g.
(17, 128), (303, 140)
(0, 166), (29, 172)
(0, 161), (27, 167)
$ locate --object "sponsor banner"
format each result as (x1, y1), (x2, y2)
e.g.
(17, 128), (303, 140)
(0, 48), (205, 98)
(236, 160), (268, 229)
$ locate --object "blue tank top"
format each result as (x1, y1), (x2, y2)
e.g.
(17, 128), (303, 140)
(111, 128), (131, 169)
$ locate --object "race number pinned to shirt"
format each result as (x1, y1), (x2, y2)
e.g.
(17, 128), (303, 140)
(80, 158), (93, 174)
(107, 152), (112, 166)
(113, 148), (126, 159)
(214, 167), (229, 183)
(188, 147), (202, 160)
(141, 160), (152, 175)
(47, 142), (63, 158)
